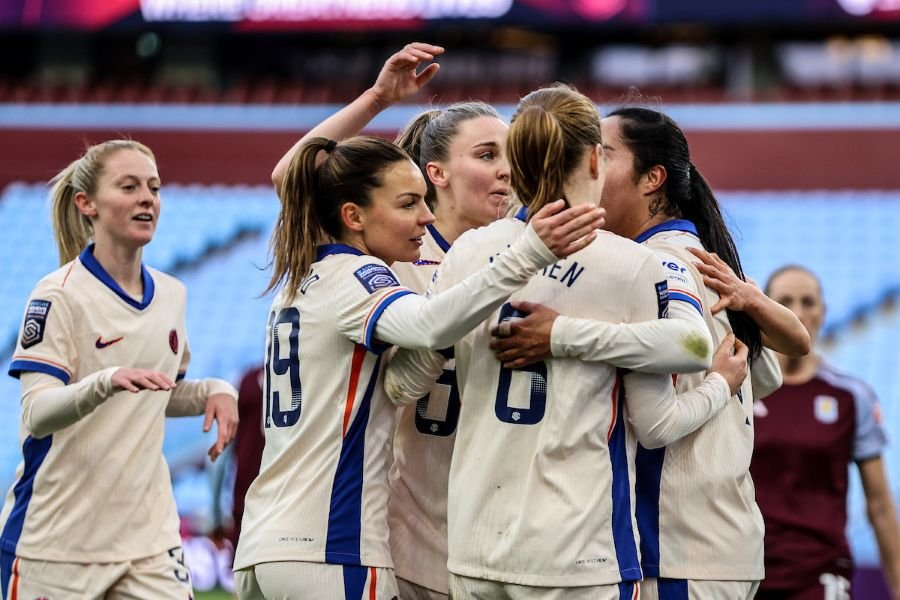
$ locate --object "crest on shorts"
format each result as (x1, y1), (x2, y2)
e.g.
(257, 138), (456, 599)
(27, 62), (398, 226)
(814, 395), (839, 424)
(21, 299), (51, 349)
(354, 264), (400, 294)
(169, 329), (178, 354)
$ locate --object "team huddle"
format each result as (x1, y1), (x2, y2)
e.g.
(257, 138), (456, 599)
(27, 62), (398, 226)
(2, 42), (899, 600)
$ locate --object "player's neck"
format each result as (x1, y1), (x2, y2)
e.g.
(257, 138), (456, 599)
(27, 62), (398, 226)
(778, 351), (819, 385)
(91, 243), (144, 299)
(431, 206), (470, 245)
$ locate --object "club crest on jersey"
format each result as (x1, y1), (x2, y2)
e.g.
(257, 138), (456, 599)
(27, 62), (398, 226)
(655, 281), (670, 318)
(354, 264), (399, 294)
(169, 329), (178, 354)
(21, 299), (51, 349)
(814, 395), (839, 424)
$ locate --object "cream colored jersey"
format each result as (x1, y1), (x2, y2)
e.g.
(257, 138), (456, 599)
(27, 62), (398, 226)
(389, 224), (456, 594)
(434, 218), (671, 587)
(634, 220), (773, 581)
(234, 244), (417, 571)
(2, 245), (188, 563)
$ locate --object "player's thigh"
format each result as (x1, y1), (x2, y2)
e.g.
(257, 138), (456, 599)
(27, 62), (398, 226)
(5, 554), (125, 600)
(641, 577), (758, 600)
(254, 561), (398, 600)
(449, 574), (638, 600)
(755, 573), (853, 600)
(398, 576), (448, 600)
(107, 546), (193, 600)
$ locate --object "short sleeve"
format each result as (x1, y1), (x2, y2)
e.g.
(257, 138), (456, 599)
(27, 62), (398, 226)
(852, 378), (888, 461)
(8, 281), (76, 384)
(626, 256), (672, 324)
(334, 257), (414, 353)
(652, 246), (705, 318)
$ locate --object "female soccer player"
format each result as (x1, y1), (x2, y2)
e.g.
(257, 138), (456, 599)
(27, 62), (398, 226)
(1, 139), (239, 599)
(231, 129), (602, 598)
(385, 84), (750, 600)
(753, 266), (900, 600)
(389, 100), (512, 600)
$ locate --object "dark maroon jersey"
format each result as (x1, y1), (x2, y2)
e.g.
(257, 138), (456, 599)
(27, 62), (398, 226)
(230, 364), (265, 548)
(751, 361), (886, 591)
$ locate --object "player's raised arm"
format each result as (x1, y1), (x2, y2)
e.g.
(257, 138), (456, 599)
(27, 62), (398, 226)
(271, 42), (444, 195)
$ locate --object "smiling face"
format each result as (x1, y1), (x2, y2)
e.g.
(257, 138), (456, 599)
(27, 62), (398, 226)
(354, 159), (434, 264)
(75, 148), (161, 252)
(432, 116), (511, 231)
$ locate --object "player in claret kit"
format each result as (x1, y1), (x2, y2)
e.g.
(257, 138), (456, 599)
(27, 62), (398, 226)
(753, 266), (900, 600)
(1, 139), (239, 600)
(231, 129), (602, 598)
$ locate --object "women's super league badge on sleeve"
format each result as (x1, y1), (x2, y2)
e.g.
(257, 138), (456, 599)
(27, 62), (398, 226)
(21, 299), (51, 349)
(354, 264), (400, 294)
(169, 329), (178, 354)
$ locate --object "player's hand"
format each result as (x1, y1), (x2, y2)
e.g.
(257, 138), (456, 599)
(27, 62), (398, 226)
(709, 333), (749, 395)
(489, 301), (558, 369)
(204, 393), (239, 462)
(530, 200), (604, 258)
(688, 247), (761, 314)
(111, 368), (175, 393)
(369, 42), (444, 106)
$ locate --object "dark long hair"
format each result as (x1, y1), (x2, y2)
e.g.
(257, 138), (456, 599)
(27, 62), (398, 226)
(609, 106), (763, 362)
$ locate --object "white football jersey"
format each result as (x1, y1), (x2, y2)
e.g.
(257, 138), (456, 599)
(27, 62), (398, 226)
(234, 244), (415, 571)
(389, 224), (457, 593)
(634, 220), (771, 581)
(2, 245), (188, 563)
(435, 218), (671, 587)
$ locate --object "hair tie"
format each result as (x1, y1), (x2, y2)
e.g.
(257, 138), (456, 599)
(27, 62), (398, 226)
(324, 139), (337, 153)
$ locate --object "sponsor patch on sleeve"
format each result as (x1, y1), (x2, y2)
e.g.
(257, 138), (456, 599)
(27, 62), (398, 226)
(21, 299), (51, 349)
(655, 281), (669, 319)
(354, 264), (401, 294)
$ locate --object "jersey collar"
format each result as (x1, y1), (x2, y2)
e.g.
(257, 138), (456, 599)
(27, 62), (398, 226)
(634, 219), (698, 244)
(316, 243), (365, 261)
(426, 224), (452, 252)
(79, 244), (155, 310)
(514, 206), (528, 222)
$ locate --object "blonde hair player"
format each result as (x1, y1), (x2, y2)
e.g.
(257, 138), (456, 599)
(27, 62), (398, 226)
(385, 84), (750, 600)
(1, 140), (239, 599)
(231, 88), (604, 599)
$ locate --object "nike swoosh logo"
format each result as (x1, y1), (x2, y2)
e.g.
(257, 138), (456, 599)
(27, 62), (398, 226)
(95, 336), (124, 349)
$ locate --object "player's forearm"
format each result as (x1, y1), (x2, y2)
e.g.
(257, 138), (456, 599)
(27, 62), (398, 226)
(551, 316), (712, 374)
(272, 89), (389, 193)
(867, 497), (900, 596)
(21, 368), (119, 438)
(167, 377), (238, 417)
(744, 291), (811, 357)
(625, 371), (730, 449)
(376, 224), (556, 350)
(384, 348), (447, 406)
